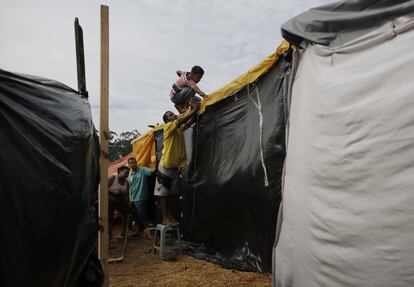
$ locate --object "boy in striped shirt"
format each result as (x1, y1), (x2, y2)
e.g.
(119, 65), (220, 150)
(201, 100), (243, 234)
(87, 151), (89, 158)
(170, 65), (207, 114)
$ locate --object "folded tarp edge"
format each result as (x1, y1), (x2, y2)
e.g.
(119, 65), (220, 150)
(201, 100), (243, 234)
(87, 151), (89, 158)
(281, 0), (414, 47)
(200, 40), (290, 112)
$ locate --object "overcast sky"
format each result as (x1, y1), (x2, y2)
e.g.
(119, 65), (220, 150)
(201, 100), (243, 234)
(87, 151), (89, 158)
(0, 0), (332, 134)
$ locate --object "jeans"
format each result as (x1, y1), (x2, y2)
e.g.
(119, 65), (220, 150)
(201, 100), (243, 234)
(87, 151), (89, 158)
(132, 200), (150, 226)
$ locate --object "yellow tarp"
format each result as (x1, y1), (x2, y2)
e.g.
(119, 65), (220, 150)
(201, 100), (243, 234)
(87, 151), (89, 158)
(131, 130), (157, 169)
(200, 40), (290, 112)
(131, 40), (290, 162)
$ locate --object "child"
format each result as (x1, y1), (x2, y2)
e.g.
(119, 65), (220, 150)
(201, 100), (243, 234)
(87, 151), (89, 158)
(170, 65), (207, 114)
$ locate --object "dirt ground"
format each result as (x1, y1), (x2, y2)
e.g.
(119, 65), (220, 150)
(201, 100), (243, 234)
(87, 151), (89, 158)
(108, 229), (272, 287)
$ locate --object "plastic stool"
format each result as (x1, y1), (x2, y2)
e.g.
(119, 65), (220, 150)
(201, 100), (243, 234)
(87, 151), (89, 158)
(144, 227), (156, 240)
(153, 224), (182, 259)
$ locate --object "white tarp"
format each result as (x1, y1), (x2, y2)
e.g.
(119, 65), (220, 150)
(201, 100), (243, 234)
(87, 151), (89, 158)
(274, 15), (414, 287)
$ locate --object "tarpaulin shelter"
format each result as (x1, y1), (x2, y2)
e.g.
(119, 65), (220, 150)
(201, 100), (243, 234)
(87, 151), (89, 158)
(273, 1), (414, 286)
(0, 70), (101, 287)
(130, 42), (291, 273)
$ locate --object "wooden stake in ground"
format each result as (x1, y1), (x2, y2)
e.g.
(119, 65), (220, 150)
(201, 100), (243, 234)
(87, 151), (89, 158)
(99, 5), (109, 287)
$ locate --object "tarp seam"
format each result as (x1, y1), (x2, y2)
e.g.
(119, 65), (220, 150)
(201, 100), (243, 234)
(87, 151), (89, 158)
(248, 84), (269, 187)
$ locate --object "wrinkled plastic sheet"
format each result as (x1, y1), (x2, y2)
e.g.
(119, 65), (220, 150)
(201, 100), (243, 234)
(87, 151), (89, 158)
(0, 69), (101, 287)
(177, 54), (291, 273)
(275, 16), (414, 287)
(281, 0), (414, 47)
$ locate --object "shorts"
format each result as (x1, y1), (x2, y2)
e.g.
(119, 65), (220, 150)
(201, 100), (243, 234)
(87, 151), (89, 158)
(154, 166), (179, 197)
(170, 87), (196, 106)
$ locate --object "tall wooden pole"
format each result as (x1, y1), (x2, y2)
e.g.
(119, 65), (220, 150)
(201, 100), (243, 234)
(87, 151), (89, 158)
(74, 17), (88, 98)
(99, 5), (109, 287)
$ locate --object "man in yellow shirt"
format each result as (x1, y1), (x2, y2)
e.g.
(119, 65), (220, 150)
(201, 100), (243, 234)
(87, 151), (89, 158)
(155, 103), (199, 226)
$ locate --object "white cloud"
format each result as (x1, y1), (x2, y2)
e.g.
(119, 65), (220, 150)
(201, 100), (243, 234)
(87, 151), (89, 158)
(0, 0), (332, 133)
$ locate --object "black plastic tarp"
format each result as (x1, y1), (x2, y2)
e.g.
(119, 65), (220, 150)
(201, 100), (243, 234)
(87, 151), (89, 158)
(281, 0), (414, 47)
(177, 53), (292, 273)
(0, 69), (101, 287)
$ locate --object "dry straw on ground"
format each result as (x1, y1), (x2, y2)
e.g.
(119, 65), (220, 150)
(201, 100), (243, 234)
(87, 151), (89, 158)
(108, 230), (271, 287)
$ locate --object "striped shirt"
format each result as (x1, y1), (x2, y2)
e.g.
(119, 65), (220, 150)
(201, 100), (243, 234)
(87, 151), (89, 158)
(170, 72), (198, 97)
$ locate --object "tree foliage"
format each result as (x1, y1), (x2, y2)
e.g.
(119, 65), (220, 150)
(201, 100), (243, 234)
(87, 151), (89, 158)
(108, 129), (140, 162)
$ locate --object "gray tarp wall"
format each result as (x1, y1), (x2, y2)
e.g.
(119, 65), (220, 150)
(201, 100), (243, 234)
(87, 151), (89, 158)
(179, 54), (291, 272)
(274, 1), (414, 286)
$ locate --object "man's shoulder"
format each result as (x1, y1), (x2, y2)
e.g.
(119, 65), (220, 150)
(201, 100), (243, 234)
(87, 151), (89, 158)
(163, 120), (178, 131)
(138, 167), (151, 173)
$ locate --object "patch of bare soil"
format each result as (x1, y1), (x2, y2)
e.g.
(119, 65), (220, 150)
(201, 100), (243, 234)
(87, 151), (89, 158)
(108, 230), (271, 287)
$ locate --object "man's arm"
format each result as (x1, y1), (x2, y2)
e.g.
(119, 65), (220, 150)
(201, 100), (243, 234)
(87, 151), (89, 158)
(182, 117), (196, 130)
(177, 104), (200, 128)
(144, 167), (155, 176)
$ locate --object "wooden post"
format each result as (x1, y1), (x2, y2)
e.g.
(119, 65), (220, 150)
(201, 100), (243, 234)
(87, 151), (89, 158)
(99, 5), (109, 287)
(74, 17), (88, 98)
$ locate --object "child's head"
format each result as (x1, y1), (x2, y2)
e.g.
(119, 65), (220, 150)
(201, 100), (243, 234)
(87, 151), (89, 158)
(190, 66), (204, 83)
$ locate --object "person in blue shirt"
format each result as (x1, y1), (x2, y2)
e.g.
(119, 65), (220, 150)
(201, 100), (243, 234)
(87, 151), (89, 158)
(127, 157), (154, 234)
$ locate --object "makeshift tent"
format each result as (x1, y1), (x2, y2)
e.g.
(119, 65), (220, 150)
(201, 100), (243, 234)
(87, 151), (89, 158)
(130, 42), (291, 272)
(0, 70), (102, 287)
(274, 1), (414, 286)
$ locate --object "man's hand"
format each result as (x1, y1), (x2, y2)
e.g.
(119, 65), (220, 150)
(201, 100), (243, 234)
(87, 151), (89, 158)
(193, 101), (201, 111)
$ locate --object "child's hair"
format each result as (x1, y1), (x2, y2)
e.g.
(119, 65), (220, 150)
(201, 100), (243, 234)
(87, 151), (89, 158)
(117, 165), (130, 173)
(191, 65), (204, 76)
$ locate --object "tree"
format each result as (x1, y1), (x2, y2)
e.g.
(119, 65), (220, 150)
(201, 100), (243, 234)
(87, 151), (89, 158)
(108, 129), (140, 162)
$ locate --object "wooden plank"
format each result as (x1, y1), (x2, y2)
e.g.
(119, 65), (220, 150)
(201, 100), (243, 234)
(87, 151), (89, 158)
(99, 5), (109, 287)
(74, 17), (88, 98)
